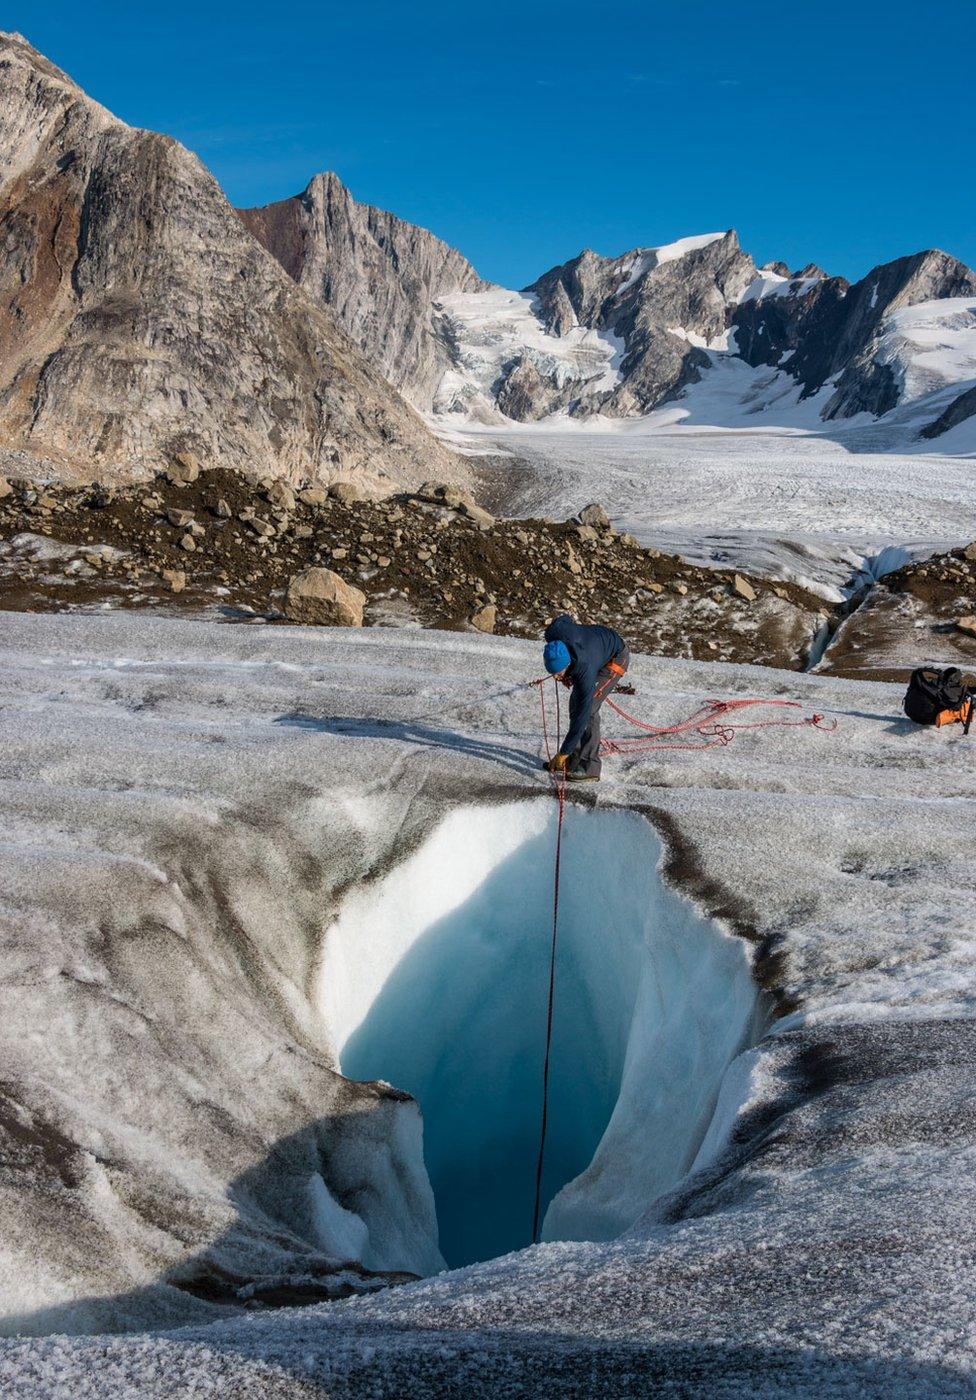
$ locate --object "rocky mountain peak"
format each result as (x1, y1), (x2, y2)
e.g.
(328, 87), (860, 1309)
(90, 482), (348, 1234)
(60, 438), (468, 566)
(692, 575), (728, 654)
(0, 34), (457, 489)
(0, 31), (116, 193)
(1, 29), (94, 105)
(239, 171), (487, 407)
(820, 249), (976, 419)
(528, 230), (746, 335)
(505, 229), (754, 418)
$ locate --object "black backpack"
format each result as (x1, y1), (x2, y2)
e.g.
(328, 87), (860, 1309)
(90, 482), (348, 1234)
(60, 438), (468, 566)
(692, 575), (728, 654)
(903, 667), (972, 728)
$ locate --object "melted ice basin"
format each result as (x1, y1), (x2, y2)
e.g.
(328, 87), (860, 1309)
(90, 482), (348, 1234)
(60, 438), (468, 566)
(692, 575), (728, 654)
(316, 801), (764, 1268)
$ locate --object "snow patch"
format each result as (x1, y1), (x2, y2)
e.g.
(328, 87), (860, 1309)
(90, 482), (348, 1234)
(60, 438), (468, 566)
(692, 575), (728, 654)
(870, 297), (976, 406)
(646, 232), (727, 267)
(738, 272), (822, 304)
(432, 287), (623, 421)
(613, 235), (725, 294)
(0, 534), (127, 562)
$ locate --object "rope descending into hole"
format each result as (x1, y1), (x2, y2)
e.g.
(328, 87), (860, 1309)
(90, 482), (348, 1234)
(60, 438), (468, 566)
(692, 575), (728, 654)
(533, 677), (565, 1245)
(530, 676), (836, 1244)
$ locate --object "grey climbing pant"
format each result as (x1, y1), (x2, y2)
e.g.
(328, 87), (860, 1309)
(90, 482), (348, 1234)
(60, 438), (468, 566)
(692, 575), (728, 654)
(570, 647), (630, 778)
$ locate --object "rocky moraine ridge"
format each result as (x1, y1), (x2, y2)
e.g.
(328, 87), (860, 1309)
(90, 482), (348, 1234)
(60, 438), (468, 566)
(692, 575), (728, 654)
(816, 541), (976, 681)
(0, 463), (830, 671)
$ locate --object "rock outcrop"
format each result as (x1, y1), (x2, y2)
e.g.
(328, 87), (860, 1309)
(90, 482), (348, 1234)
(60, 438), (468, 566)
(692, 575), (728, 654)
(0, 32), (458, 490)
(920, 384), (976, 440)
(239, 171), (486, 408)
(526, 232), (756, 416)
(732, 249), (976, 419)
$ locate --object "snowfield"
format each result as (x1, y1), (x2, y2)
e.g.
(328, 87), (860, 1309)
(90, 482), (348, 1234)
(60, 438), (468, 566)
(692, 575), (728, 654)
(430, 282), (976, 597)
(2, 610), (976, 1395)
(456, 419), (976, 597)
(432, 286), (625, 422)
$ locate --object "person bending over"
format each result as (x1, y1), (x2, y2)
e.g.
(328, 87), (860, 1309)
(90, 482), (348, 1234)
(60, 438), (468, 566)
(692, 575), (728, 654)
(541, 613), (629, 782)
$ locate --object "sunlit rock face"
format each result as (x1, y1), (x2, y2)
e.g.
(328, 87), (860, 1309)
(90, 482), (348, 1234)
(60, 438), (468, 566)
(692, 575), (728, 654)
(318, 801), (763, 1267)
(0, 32), (457, 490)
(239, 171), (487, 409)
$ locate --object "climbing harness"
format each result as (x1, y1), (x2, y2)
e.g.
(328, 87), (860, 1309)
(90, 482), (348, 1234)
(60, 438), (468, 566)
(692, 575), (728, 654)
(529, 675), (837, 1243)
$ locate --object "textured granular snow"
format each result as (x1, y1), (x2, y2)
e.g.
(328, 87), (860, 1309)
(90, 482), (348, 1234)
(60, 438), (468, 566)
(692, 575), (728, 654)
(1, 611), (976, 1395)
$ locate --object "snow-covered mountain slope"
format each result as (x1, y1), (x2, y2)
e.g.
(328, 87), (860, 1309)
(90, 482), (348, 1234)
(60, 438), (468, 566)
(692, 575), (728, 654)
(241, 162), (976, 449)
(435, 240), (976, 440)
(2, 612), (976, 1394)
(441, 244), (976, 445)
(0, 33), (458, 491)
(734, 250), (976, 428)
(428, 230), (761, 424)
(431, 285), (626, 423)
(519, 230), (757, 419)
(867, 296), (976, 409)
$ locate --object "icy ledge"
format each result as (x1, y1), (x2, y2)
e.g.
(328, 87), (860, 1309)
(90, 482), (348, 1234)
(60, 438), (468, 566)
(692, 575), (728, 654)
(317, 800), (765, 1267)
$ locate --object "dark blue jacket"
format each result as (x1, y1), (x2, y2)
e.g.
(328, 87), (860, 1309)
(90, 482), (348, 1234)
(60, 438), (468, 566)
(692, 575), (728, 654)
(544, 614), (626, 755)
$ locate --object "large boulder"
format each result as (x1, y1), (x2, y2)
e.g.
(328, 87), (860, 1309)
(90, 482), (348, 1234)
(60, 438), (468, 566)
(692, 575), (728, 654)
(461, 502), (495, 531)
(265, 480), (296, 511)
(732, 573), (757, 602)
(285, 568), (366, 627)
(578, 502), (610, 530)
(330, 481), (365, 507)
(166, 452), (200, 485)
(470, 604), (497, 634)
(417, 481), (477, 511)
(298, 487), (328, 506)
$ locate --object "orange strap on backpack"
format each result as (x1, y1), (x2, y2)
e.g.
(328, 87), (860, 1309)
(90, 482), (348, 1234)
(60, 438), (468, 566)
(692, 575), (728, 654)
(935, 697), (975, 729)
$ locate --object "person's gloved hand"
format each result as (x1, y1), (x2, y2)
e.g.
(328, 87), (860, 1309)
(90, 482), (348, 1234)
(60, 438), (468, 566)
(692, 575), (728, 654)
(546, 753), (568, 774)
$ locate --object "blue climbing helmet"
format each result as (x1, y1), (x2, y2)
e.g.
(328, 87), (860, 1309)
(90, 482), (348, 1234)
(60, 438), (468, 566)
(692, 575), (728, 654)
(543, 639), (571, 674)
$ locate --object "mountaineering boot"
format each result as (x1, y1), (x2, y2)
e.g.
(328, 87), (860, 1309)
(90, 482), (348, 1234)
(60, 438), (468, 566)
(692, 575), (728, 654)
(567, 770), (599, 782)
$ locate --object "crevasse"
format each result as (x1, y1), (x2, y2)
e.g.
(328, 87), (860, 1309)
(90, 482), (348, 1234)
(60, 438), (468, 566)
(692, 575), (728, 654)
(316, 800), (764, 1269)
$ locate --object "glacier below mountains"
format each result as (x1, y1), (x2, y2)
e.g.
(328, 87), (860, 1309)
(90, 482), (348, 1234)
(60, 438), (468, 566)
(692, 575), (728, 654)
(449, 416), (976, 597)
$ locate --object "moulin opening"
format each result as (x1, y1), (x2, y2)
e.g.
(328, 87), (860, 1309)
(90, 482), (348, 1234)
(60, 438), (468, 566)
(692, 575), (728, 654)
(317, 801), (764, 1270)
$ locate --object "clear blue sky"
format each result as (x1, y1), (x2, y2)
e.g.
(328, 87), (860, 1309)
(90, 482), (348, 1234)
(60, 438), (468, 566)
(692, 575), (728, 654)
(9, 1), (974, 287)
